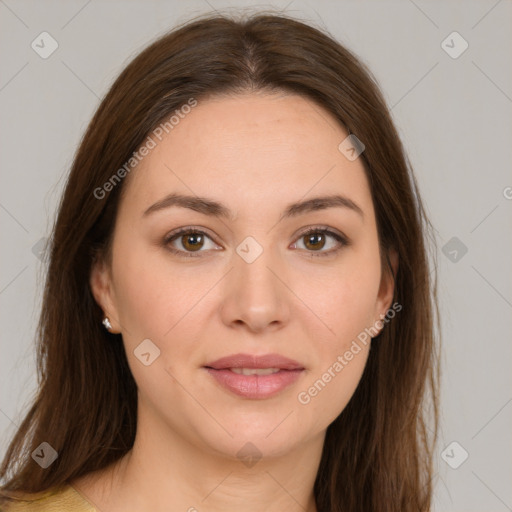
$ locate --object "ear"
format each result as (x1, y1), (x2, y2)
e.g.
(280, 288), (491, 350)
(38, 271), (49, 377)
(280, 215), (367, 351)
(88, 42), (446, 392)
(90, 254), (122, 333)
(373, 247), (399, 331)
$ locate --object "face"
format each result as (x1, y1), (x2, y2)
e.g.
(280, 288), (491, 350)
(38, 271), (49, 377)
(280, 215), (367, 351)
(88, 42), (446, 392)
(91, 91), (397, 460)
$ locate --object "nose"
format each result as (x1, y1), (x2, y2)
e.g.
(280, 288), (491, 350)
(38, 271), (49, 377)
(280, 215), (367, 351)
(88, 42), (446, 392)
(219, 247), (290, 334)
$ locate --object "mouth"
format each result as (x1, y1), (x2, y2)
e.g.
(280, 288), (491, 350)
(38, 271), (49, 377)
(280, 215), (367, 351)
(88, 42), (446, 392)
(203, 353), (305, 399)
(226, 367), (282, 375)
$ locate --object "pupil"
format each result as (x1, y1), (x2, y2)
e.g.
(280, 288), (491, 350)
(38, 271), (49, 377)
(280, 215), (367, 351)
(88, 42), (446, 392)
(184, 233), (203, 251)
(306, 233), (324, 250)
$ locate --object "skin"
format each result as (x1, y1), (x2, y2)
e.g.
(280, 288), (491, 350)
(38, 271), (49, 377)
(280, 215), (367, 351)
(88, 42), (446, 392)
(72, 91), (398, 512)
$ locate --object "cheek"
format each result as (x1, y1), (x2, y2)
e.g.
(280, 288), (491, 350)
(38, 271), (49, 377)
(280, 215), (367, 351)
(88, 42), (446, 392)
(294, 266), (376, 421)
(109, 243), (205, 394)
(110, 236), (202, 339)
(298, 343), (370, 428)
(298, 246), (382, 345)
(293, 246), (379, 412)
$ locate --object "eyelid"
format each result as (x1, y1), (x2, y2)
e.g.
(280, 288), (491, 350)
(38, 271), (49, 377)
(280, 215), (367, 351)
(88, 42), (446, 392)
(163, 225), (217, 243)
(163, 224), (350, 258)
(294, 225), (347, 241)
(163, 226), (221, 258)
(292, 225), (350, 257)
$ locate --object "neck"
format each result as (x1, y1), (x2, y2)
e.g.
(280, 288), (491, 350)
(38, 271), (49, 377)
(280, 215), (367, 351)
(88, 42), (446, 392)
(73, 407), (324, 512)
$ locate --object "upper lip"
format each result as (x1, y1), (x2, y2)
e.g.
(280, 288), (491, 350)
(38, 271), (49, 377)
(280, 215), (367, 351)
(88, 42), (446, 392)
(204, 353), (304, 370)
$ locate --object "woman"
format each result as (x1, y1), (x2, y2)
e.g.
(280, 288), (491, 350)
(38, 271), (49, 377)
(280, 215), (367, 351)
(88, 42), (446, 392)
(0, 10), (440, 512)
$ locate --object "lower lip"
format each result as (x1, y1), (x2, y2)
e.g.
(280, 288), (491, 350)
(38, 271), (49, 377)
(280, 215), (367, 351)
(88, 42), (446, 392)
(204, 368), (304, 399)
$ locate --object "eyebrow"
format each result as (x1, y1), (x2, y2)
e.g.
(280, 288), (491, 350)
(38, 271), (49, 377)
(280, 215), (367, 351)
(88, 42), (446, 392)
(143, 193), (364, 221)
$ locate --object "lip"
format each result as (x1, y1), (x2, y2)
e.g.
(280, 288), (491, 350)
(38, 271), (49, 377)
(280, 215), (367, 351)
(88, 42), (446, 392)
(203, 353), (305, 400)
(204, 353), (304, 370)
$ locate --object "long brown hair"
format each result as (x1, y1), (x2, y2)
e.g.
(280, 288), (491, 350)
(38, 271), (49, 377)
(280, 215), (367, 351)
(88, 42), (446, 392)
(0, 11), (440, 511)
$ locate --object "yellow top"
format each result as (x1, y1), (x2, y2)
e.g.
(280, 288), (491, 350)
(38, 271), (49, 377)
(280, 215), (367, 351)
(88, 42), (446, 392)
(0, 484), (97, 512)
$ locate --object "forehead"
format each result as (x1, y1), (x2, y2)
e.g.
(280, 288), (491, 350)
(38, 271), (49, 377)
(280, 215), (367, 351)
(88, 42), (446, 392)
(121, 92), (374, 221)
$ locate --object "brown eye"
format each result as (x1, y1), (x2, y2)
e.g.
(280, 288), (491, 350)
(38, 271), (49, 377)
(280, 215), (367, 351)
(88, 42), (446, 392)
(294, 228), (349, 257)
(303, 232), (326, 251)
(180, 232), (204, 252)
(165, 228), (219, 257)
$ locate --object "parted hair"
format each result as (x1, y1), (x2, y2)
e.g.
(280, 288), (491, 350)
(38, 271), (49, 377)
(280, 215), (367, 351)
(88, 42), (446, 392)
(0, 10), (440, 511)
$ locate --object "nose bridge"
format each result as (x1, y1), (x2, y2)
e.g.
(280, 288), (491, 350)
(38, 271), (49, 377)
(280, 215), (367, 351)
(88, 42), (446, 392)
(221, 237), (289, 331)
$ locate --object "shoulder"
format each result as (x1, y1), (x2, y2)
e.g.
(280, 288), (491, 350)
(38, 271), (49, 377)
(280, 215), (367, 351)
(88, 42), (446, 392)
(0, 484), (97, 512)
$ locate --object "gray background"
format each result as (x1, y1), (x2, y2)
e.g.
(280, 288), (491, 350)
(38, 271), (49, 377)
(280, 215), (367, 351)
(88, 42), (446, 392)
(1, 1), (511, 510)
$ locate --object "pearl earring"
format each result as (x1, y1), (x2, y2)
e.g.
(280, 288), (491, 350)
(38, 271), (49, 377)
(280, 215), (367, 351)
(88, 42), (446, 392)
(102, 317), (113, 331)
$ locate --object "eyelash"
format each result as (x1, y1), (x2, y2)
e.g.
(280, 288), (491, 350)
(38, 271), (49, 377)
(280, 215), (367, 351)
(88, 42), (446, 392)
(163, 226), (349, 259)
